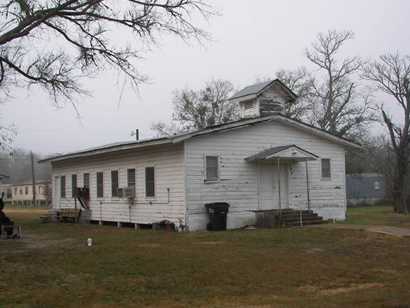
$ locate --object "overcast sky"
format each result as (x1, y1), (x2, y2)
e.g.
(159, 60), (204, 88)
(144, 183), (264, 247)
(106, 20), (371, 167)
(2, 0), (410, 155)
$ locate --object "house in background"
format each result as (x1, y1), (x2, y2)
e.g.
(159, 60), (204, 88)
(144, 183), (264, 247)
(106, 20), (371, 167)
(41, 79), (360, 231)
(346, 173), (386, 206)
(0, 184), (12, 201)
(0, 174), (12, 201)
(11, 180), (51, 207)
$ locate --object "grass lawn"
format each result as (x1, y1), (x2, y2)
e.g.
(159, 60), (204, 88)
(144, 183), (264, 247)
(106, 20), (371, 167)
(345, 205), (410, 227)
(1, 208), (410, 307)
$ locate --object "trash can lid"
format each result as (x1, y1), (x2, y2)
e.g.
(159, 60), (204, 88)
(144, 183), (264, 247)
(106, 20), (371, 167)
(205, 202), (230, 211)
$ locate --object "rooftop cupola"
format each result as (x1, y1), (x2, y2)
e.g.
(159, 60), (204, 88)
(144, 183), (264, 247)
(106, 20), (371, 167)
(229, 79), (297, 119)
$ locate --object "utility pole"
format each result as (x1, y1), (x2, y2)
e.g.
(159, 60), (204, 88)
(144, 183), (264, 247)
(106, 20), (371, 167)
(30, 151), (36, 207)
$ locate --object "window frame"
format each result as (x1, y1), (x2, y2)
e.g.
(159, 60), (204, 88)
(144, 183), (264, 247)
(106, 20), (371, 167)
(321, 158), (331, 180)
(83, 173), (90, 189)
(71, 174), (77, 198)
(111, 170), (119, 198)
(60, 176), (66, 198)
(96, 172), (104, 198)
(205, 155), (219, 182)
(145, 167), (155, 198)
(127, 168), (136, 188)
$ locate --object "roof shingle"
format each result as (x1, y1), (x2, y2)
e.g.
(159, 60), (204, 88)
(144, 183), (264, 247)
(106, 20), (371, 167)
(230, 80), (272, 100)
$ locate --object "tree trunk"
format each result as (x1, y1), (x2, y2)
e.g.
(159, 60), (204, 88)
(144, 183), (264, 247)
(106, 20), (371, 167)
(394, 152), (408, 213)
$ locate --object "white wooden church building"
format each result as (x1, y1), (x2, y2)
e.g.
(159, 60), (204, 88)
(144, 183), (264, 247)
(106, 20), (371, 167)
(41, 80), (360, 231)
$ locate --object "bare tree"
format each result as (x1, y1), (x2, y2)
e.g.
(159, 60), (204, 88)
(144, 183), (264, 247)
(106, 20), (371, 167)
(0, 121), (16, 152)
(152, 79), (238, 135)
(306, 30), (376, 137)
(0, 0), (213, 103)
(346, 134), (395, 193)
(150, 121), (181, 137)
(363, 53), (410, 213)
(275, 67), (314, 120)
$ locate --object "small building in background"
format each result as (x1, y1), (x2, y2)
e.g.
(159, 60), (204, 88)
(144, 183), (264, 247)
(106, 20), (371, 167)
(11, 180), (51, 207)
(0, 174), (12, 202)
(0, 184), (12, 201)
(346, 173), (386, 206)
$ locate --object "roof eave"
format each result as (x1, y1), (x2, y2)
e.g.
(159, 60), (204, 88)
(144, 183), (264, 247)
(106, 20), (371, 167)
(276, 117), (361, 150)
(228, 93), (257, 103)
(40, 138), (172, 163)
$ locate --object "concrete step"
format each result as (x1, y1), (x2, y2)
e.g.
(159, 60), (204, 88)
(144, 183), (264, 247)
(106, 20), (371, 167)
(280, 216), (321, 222)
(282, 219), (326, 227)
(279, 212), (318, 218)
(275, 209), (325, 227)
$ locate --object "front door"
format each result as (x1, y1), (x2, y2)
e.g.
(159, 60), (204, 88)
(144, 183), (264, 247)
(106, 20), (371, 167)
(257, 162), (289, 210)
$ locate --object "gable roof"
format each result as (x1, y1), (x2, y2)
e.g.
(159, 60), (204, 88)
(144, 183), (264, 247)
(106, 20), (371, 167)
(230, 80), (272, 100)
(230, 79), (297, 101)
(171, 113), (361, 149)
(245, 145), (319, 162)
(40, 113), (361, 163)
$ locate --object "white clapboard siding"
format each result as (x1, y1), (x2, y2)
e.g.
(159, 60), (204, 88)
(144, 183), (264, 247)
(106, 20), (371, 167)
(51, 143), (186, 225)
(184, 120), (347, 230)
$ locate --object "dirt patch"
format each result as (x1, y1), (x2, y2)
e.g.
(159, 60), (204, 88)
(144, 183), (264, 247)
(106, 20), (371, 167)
(25, 237), (77, 250)
(317, 223), (410, 238)
(0, 235), (78, 254)
(298, 285), (319, 293)
(305, 248), (324, 254)
(194, 241), (226, 245)
(138, 243), (161, 248)
(319, 283), (384, 296)
(367, 226), (410, 238)
(371, 268), (399, 276)
(299, 283), (384, 296)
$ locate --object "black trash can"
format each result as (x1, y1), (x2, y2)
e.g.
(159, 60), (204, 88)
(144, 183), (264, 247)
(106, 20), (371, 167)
(205, 202), (230, 231)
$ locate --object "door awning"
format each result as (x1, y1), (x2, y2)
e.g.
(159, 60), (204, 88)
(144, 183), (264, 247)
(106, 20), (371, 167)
(245, 145), (319, 162)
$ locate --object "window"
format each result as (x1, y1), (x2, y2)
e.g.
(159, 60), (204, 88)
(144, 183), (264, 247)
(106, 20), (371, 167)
(25, 186), (28, 195)
(244, 101), (254, 110)
(111, 170), (119, 197)
(72, 174), (77, 197)
(14, 188), (17, 195)
(127, 168), (136, 188)
(38, 186), (42, 194)
(145, 167), (155, 197)
(60, 176), (66, 198)
(97, 172), (104, 198)
(83, 173), (90, 189)
(19, 188), (23, 195)
(206, 156), (219, 181)
(374, 181), (381, 191)
(321, 159), (331, 179)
